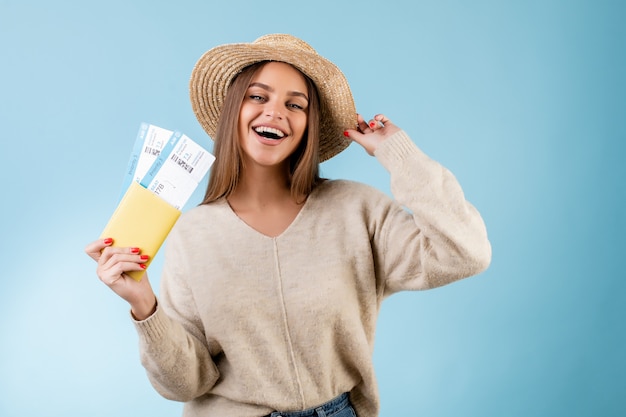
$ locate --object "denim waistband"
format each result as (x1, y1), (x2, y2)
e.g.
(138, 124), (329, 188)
(265, 392), (350, 417)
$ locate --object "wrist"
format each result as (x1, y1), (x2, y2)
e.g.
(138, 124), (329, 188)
(130, 295), (157, 321)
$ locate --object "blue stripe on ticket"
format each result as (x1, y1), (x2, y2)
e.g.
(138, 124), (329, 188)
(140, 130), (183, 188)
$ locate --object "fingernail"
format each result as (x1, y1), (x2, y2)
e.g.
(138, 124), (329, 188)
(103, 238), (113, 245)
(140, 264), (147, 269)
(343, 131), (350, 137)
(369, 121), (376, 128)
(140, 255), (149, 260)
(131, 247), (140, 254)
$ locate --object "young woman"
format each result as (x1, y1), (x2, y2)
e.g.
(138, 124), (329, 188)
(85, 34), (491, 417)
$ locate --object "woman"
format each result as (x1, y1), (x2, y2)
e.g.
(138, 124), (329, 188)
(86, 34), (491, 417)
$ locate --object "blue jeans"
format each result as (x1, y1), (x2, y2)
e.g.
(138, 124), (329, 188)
(265, 392), (356, 417)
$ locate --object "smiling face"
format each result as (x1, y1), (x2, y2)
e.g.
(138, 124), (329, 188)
(238, 61), (309, 170)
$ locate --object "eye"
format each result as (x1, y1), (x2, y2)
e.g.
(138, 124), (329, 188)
(249, 94), (265, 102)
(287, 103), (304, 110)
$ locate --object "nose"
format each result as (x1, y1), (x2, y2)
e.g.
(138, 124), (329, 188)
(264, 102), (283, 120)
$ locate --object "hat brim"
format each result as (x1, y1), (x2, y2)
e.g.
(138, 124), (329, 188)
(189, 34), (356, 162)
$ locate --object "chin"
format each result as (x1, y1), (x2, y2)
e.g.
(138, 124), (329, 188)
(245, 153), (289, 168)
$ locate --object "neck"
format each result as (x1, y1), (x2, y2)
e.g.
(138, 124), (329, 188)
(230, 162), (293, 208)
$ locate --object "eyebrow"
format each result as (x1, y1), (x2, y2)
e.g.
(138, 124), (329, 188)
(248, 82), (309, 101)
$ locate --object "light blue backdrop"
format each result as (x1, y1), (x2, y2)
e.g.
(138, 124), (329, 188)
(1, 0), (624, 416)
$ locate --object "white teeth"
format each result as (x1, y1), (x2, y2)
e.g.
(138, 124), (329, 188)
(254, 126), (285, 138)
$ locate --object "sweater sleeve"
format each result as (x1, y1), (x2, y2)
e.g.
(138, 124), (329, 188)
(132, 227), (220, 402)
(372, 130), (492, 296)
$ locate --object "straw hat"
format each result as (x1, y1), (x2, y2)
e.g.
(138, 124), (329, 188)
(189, 33), (357, 162)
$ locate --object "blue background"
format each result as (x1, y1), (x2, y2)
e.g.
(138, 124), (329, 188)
(1, 0), (624, 416)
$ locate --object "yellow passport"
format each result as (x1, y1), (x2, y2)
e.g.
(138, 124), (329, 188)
(100, 181), (181, 281)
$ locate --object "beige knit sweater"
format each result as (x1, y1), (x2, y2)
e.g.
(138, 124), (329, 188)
(132, 131), (491, 417)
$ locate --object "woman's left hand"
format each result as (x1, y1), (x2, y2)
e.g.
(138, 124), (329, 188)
(343, 113), (401, 156)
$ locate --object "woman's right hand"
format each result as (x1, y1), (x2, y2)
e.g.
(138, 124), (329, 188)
(85, 238), (157, 320)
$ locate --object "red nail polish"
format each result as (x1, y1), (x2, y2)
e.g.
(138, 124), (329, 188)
(103, 238), (113, 245)
(140, 255), (149, 260)
(140, 264), (147, 269)
(131, 247), (140, 254)
(369, 122), (376, 128)
(343, 131), (350, 137)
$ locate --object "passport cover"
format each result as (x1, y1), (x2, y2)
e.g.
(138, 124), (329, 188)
(100, 181), (181, 281)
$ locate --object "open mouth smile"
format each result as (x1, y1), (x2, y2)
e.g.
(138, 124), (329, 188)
(254, 126), (287, 140)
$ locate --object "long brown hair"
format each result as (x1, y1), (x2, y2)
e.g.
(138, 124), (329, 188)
(201, 61), (323, 205)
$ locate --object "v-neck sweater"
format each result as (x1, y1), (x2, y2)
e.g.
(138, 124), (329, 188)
(132, 131), (491, 416)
